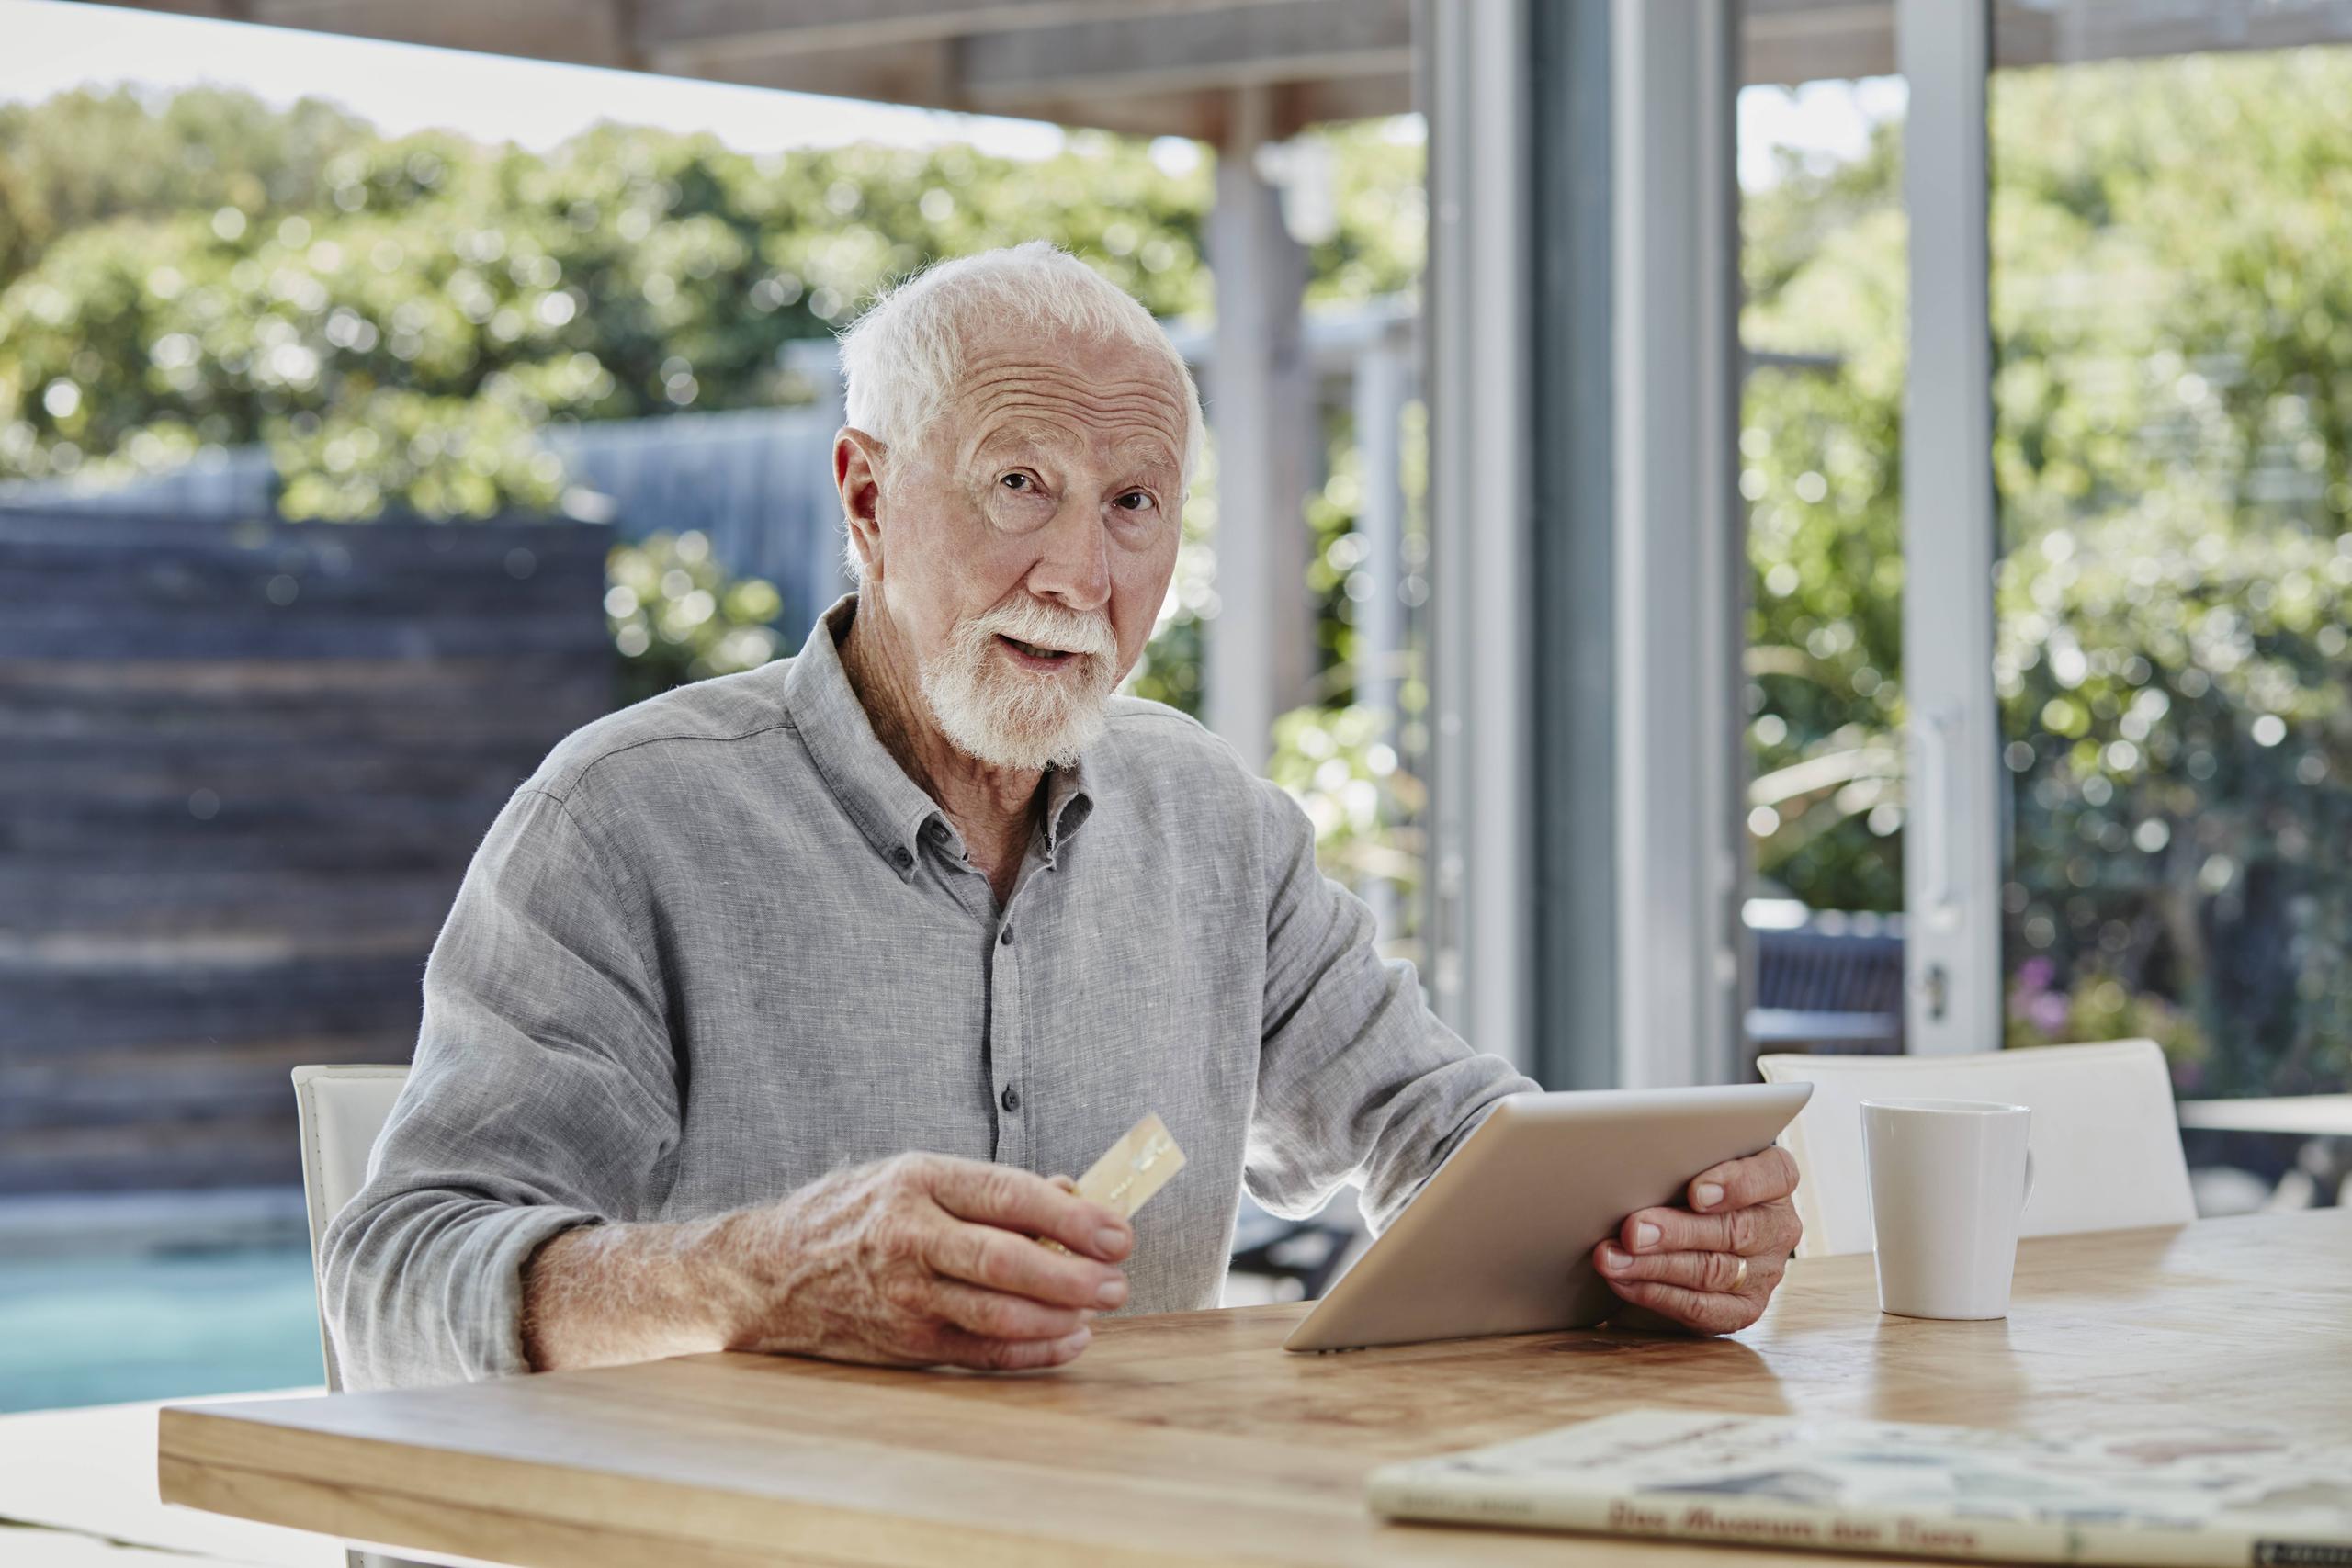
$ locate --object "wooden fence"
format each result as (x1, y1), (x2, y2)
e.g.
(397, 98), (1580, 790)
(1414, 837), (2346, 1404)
(0, 507), (614, 1194)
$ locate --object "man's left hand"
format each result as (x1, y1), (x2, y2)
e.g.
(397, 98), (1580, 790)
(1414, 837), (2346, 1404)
(1590, 1145), (1803, 1335)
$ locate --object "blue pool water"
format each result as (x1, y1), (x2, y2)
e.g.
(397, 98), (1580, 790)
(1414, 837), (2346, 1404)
(0, 1247), (324, 1413)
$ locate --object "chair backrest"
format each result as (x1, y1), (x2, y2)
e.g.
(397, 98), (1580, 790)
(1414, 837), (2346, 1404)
(289, 1065), (411, 1393)
(1757, 1040), (2195, 1258)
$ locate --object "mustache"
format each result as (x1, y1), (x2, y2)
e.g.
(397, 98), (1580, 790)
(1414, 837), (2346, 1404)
(966, 599), (1118, 660)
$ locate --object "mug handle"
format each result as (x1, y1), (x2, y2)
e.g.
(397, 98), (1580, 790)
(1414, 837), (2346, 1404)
(2020, 1148), (2037, 1211)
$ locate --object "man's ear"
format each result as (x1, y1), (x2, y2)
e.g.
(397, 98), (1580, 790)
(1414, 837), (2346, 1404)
(834, 427), (888, 581)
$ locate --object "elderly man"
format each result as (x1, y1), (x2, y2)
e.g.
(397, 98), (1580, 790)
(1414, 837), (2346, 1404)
(323, 242), (1802, 1389)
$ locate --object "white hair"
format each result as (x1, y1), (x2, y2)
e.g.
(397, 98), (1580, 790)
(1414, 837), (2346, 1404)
(837, 240), (1204, 491)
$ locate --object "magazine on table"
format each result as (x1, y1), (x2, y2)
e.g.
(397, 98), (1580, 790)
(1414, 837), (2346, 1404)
(1366, 1408), (2352, 1567)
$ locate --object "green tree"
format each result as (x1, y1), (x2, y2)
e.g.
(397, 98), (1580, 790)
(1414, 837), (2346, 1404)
(1740, 120), (1908, 911)
(1741, 50), (2352, 1092)
(0, 86), (1433, 938)
(0, 100), (1223, 500)
(0, 85), (374, 281)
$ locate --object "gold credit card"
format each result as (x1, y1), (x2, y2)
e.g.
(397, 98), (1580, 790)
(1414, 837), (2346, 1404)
(1076, 1111), (1185, 1219)
(1040, 1111), (1185, 1249)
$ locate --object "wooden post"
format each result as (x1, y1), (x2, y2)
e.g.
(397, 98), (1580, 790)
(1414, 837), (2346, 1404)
(1204, 85), (1313, 773)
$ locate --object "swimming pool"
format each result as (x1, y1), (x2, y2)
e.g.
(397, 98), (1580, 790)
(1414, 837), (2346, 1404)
(0, 1246), (323, 1414)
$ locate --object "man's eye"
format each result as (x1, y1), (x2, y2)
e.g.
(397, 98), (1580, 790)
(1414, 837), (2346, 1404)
(1114, 491), (1153, 512)
(1001, 473), (1033, 491)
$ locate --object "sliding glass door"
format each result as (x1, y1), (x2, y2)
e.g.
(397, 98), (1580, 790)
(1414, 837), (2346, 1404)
(1988, 6), (2352, 1100)
(1734, 0), (2352, 1111)
(1735, 57), (1912, 1062)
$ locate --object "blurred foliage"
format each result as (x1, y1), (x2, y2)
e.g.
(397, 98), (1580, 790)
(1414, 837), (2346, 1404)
(2006, 954), (2204, 1066)
(0, 87), (1424, 726)
(1263, 394), (1432, 958)
(1740, 107), (1909, 912)
(0, 87), (373, 282)
(1265, 703), (1427, 908)
(605, 529), (786, 706)
(269, 383), (566, 520)
(1125, 435), (1216, 716)
(0, 93), (1426, 498)
(1744, 50), (2352, 1092)
(1300, 121), (1427, 308)
(0, 94), (1216, 502)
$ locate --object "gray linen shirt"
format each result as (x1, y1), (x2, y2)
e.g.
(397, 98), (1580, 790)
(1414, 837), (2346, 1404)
(322, 593), (1537, 1389)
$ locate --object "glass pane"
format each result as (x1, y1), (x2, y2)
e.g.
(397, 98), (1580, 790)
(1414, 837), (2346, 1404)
(1990, 19), (2352, 1140)
(1736, 50), (1910, 1059)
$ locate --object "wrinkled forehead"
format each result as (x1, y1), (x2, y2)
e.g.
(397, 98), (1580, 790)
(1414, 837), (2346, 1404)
(941, 331), (1191, 473)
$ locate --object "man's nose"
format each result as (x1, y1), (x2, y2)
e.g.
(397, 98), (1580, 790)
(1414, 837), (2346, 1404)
(1025, 498), (1112, 614)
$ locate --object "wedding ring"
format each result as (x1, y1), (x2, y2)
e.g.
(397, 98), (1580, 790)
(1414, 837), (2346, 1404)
(1730, 1255), (1750, 1292)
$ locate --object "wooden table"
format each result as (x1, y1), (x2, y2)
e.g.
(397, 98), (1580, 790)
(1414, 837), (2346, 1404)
(158, 1210), (2352, 1567)
(2180, 1094), (2352, 1205)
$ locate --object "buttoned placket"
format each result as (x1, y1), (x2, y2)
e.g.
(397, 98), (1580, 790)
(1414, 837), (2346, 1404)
(989, 784), (1091, 1165)
(988, 888), (1026, 1165)
(838, 692), (1087, 1170)
(987, 824), (1070, 1168)
(917, 816), (1042, 1167)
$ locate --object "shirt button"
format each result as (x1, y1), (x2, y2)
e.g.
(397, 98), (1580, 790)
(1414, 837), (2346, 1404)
(891, 846), (912, 870)
(1000, 1084), (1022, 1113)
(999, 925), (1014, 945)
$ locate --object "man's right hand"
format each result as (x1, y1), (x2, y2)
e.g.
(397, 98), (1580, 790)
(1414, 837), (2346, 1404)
(521, 1152), (1133, 1375)
(711, 1152), (1133, 1371)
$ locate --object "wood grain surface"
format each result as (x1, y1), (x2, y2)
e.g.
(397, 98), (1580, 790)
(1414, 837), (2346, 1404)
(0, 505), (612, 1193)
(158, 1209), (2352, 1567)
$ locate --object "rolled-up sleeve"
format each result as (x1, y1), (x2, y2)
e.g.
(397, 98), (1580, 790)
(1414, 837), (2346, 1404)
(1243, 775), (1540, 1234)
(321, 784), (679, 1390)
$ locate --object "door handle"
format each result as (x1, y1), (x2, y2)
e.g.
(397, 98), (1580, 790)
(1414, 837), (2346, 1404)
(1912, 705), (1962, 922)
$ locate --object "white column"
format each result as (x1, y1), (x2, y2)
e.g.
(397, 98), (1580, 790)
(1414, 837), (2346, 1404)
(1426, 0), (1534, 1070)
(1897, 0), (2003, 1054)
(1204, 85), (1312, 773)
(1352, 331), (1410, 943)
(1351, 334), (1408, 725)
(1608, 0), (1745, 1089)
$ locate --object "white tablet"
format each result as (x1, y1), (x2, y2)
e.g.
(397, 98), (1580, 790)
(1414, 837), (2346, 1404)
(1282, 1082), (1814, 1352)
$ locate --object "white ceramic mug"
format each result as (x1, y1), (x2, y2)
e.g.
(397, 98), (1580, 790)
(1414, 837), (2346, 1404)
(1860, 1098), (2036, 1320)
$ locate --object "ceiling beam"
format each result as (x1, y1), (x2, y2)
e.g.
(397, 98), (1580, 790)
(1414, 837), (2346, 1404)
(674, 0), (1408, 136)
(1741, 0), (1894, 86)
(990, 74), (1408, 142)
(677, 39), (962, 118)
(125, 0), (642, 69)
(84, 0), (1408, 139)
(2014, 0), (2352, 65)
(956, 0), (1409, 103)
(79, 0), (2352, 108)
(638, 0), (1299, 69)
(1743, 0), (2352, 87)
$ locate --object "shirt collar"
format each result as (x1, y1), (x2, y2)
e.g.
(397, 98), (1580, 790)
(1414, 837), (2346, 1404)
(785, 593), (1100, 879)
(1041, 756), (1095, 866)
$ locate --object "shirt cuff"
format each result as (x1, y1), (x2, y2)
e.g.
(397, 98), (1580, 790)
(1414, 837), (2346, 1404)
(344, 1200), (606, 1389)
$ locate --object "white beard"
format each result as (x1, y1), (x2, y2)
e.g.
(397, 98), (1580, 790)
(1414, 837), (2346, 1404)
(919, 598), (1120, 772)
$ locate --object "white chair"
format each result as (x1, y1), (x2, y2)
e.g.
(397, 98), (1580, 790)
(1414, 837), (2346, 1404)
(1757, 1040), (2196, 1258)
(290, 1065), (420, 1568)
(290, 1064), (411, 1392)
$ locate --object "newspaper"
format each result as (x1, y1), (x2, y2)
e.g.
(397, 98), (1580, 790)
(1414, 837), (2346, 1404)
(1367, 1409), (2352, 1566)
